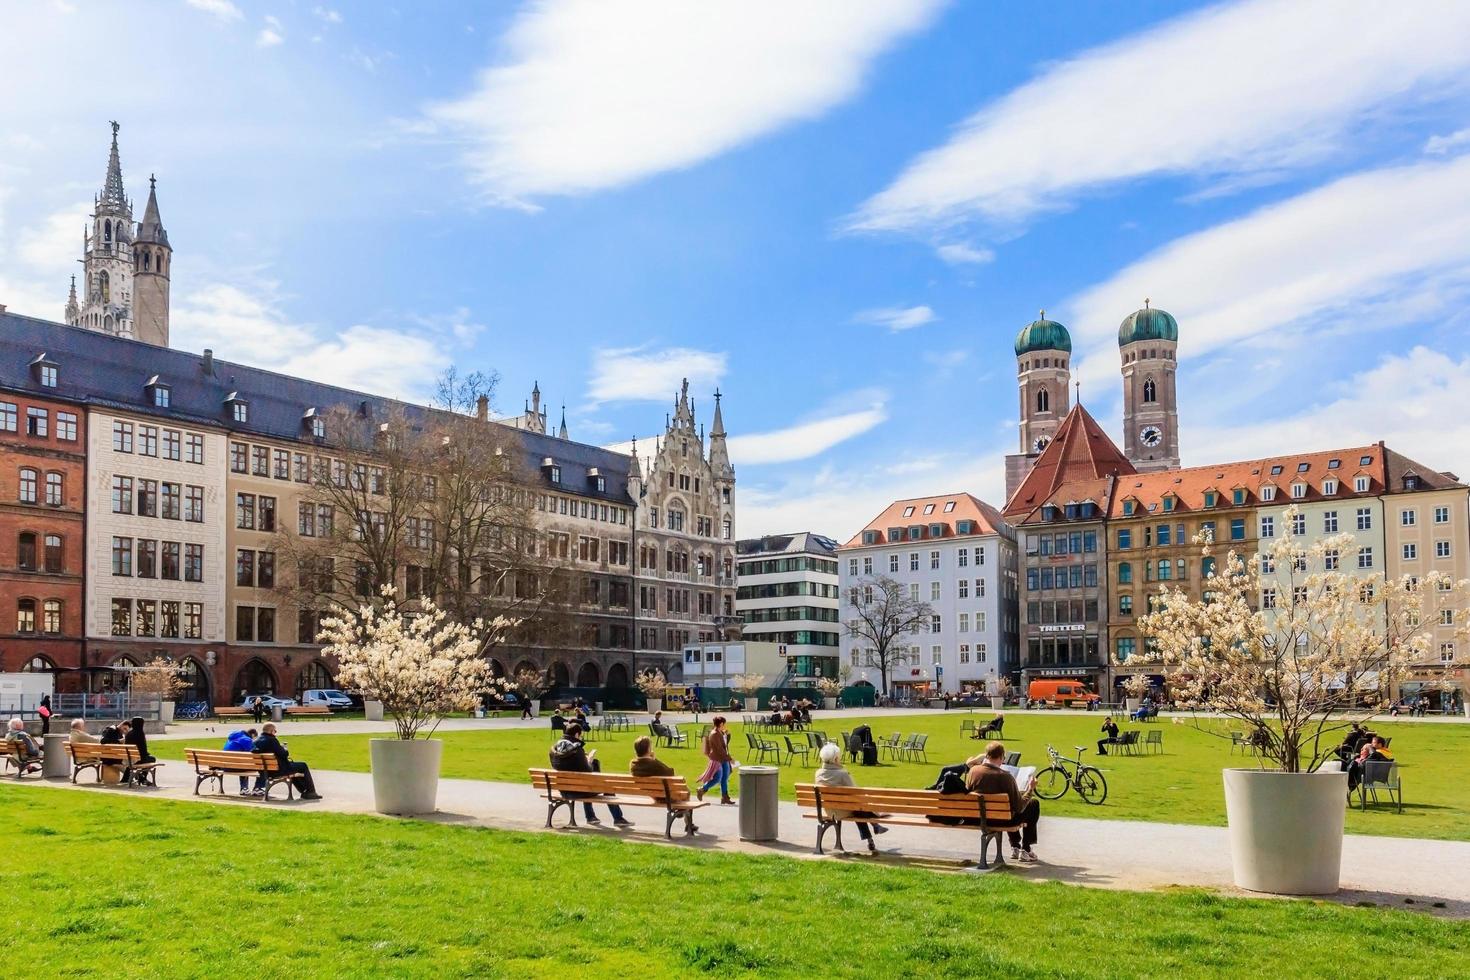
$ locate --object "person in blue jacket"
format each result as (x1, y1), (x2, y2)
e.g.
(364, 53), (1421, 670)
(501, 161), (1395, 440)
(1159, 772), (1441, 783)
(223, 728), (261, 795)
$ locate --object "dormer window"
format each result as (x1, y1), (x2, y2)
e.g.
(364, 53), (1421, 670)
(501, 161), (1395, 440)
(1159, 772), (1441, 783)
(376, 423), (398, 451)
(1232, 487), (1247, 506)
(145, 376), (170, 408)
(1322, 479), (1338, 495)
(1260, 485), (1276, 502)
(1354, 475), (1369, 492)
(1291, 482), (1307, 499)
(1270, 465), (1283, 476)
(1041, 505), (1060, 522)
(922, 504), (935, 516)
(1162, 495), (1176, 512)
(30, 354), (58, 389)
(1122, 500), (1135, 516)
(908, 525), (924, 540)
(943, 501), (956, 513)
(956, 520), (974, 534)
(1328, 459), (1341, 469)
(1402, 474), (1420, 491)
(541, 457), (561, 484)
(302, 408), (326, 439)
(928, 523), (943, 538)
(1203, 491), (1217, 508)
(863, 531), (880, 545)
(902, 506), (915, 518)
(224, 392), (248, 423)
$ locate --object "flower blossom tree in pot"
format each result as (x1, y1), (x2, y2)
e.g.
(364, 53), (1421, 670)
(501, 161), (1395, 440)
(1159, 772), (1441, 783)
(1137, 507), (1470, 895)
(731, 673), (764, 711)
(636, 668), (669, 715)
(814, 675), (844, 711)
(511, 666), (550, 719)
(321, 589), (514, 815)
(1120, 673), (1153, 714)
(131, 656), (185, 725)
(990, 676), (1011, 711)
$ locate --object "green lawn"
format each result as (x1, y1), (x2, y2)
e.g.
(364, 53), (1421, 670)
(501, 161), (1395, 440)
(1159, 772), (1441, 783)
(3, 783), (1465, 977)
(157, 712), (1470, 842)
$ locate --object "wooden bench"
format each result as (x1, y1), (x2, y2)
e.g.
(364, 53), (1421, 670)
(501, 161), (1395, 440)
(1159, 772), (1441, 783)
(795, 784), (1025, 868)
(284, 705), (332, 718)
(2, 741), (44, 777)
(214, 707), (254, 718)
(528, 768), (708, 839)
(184, 748), (296, 800)
(63, 742), (161, 787)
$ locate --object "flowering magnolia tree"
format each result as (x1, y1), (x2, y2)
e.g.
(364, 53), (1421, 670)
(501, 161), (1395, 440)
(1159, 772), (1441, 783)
(1135, 507), (1470, 772)
(635, 668), (668, 707)
(814, 676), (844, 698)
(732, 673), (765, 698)
(320, 589), (516, 740)
(1121, 673), (1153, 701)
(130, 656), (185, 702)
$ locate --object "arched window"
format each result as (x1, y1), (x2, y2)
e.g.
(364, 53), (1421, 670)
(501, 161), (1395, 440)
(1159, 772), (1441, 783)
(21, 654), (54, 672)
(99, 271), (110, 304)
(42, 599), (61, 634)
(104, 219), (112, 242)
(44, 534), (62, 573)
(550, 661), (570, 689)
(1143, 379), (1157, 403)
(46, 472), (63, 506)
(236, 658), (277, 699)
(606, 663), (630, 688)
(1036, 387), (1050, 413)
(177, 658), (210, 704)
(18, 468), (38, 503)
(142, 251), (151, 271)
(576, 662), (601, 687)
(17, 532), (37, 571)
(294, 660), (333, 700)
(16, 598), (37, 633)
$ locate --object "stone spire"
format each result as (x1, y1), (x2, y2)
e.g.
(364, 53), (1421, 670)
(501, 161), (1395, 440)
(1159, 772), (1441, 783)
(671, 377), (695, 431)
(709, 388), (732, 479)
(64, 275), (79, 322)
(558, 405), (568, 439)
(628, 437), (643, 480)
(98, 121), (128, 214)
(136, 174), (168, 245)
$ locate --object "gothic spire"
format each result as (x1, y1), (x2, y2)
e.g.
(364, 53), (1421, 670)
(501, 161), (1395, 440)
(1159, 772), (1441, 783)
(136, 174), (169, 245)
(558, 405), (568, 439)
(628, 437), (643, 480)
(64, 275), (79, 323)
(98, 121), (128, 214)
(708, 388), (732, 479)
(711, 387), (726, 437)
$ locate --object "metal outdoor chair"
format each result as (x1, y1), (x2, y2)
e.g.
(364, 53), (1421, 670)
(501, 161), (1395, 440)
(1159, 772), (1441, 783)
(746, 731), (779, 764)
(1145, 730), (1163, 755)
(959, 719), (976, 737)
(806, 731), (828, 751)
(1358, 760), (1403, 813)
(906, 733), (930, 764)
(782, 735), (811, 767)
(1004, 751), (1021, 767)
(893, 734), (920, 762)
(880, 733), (904, 760)
(1229, 732), (1254, 755)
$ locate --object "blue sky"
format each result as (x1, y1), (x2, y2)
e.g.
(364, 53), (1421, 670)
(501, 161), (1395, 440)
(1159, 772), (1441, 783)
(3, 0), (1470, 539)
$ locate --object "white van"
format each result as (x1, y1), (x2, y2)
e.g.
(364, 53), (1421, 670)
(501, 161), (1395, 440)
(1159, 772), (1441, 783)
(301, 689), (354, 709)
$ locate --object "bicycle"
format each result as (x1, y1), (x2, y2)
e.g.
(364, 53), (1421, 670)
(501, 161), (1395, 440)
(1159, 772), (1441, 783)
(1033, 744), (1108, 805)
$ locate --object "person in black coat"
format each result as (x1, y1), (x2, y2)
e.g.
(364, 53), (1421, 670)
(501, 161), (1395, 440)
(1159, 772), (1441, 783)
(253, 723), (321, 799)
(549, 724), (629, 826)
(251, 696), (266, 724)
(1097, 717), (1120, 756)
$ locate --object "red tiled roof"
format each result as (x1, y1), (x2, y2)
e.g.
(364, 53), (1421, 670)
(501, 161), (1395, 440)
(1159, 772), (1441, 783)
(1003, 404), (1134, 521)
(842, 492), (1005, 548)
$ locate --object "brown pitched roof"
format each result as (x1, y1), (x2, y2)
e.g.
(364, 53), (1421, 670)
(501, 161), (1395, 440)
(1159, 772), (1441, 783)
(842, 492), (1006, 548)
(1381, 445), (1466, 492)
(1107, 445), (1388, 517)
(1003, 404), (1134, 521)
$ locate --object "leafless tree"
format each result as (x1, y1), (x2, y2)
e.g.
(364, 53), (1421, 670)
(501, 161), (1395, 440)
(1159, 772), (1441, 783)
(843, 574), (934, 696)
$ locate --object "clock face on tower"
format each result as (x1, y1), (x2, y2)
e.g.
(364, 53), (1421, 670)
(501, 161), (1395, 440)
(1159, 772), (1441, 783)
(1032, 436), (1050, 453)
(1139, 425), (1163, 448)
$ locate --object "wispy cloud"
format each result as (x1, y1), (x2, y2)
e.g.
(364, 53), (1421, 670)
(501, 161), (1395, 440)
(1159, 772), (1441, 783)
(588, 345), (727, 404)
(935, 242), (994, 265)
(1065, 153), (1470, 393)
(257, 15), (283, 47)
(851, 0), (1470, 235)
(1424, 127), (1470, 155)
(854, 304), (936, 332)
(312, 6), (343, 24)
(184, 0), (242, 21)
(728, 395), (888, 465)
(422, 0), (944, 205)
(17, 200), (89, 272)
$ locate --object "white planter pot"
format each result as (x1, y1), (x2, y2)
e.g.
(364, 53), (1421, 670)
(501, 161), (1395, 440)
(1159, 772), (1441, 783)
(525, 701), (539, 718)
(1222, 768), (1347, 895)
(990, 697), (1005, 710)
(1125, 698), (1141, 713)
(369, 738), (444, 815)
(822, 697), (838, 710)
(159, 701), (175, 724)
(1463, 704), (1469, 719)
(364, 700), (385, 721)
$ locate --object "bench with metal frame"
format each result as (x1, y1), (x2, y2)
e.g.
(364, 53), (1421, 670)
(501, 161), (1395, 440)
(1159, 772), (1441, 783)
(795, 783), (1026, 868)
(528, 768), (708, 839)
(284, 705), (333, 719)
(63, 742), (160, 787)
(184, 748), (297, 800)
(2, 741), (43, 778)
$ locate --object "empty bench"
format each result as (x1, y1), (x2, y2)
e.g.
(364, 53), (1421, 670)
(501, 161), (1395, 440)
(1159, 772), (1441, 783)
(795, 783), (1025, 869)
(2, 741), (43, 778)
(64, 742), (161, 787)
(528, 768), (708, 839)
(214, 707), (254, 719)
(284, 706), (332, 719)
(184, 749), (296, 800)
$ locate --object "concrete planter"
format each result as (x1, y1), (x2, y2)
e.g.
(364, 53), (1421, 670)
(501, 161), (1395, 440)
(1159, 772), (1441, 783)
(364, 700), (385, 721)
(1125, 698), (1141, 713)
(1463, 703), (1469, 719)
(159, 701), (175, 725)
(524, 701), (539, 718)
(822, 697), (838, 710)
(369, 738), (444, 815)
(990, 697), (1005, 711)
(1222, 767), (1347, 895)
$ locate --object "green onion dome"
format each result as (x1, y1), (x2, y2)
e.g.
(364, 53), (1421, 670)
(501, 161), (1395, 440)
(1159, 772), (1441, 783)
(1118, 301), (1178, 346)
(1014, 311), (1072, 356)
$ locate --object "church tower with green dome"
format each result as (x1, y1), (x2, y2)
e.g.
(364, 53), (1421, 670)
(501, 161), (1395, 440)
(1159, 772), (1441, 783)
(1005, 311), (1073, 500)
(1118, 299), (1180, 471)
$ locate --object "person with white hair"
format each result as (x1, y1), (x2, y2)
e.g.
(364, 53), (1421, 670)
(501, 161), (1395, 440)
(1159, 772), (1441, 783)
(5, 718), (43, 772)
(813, 741), (887, 851)
(69, 719), (99, 744)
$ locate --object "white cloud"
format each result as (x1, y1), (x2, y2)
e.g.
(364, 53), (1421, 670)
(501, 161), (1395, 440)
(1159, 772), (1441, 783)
(587, 345), (727, 404)
(185, 0), (242, 20)
(935, 242), (994, 265)
(1065, 153), (1470, 392)
(851, 0), (1470, 234)
(1187, 347), (1470, 470)
(1424, 127), (1470, 155)
(170, 282), (464, 397)
(17, 201), (88, 272)
(728, 397), (888, 465)
(312, 6), (343, 24)
(423, 0), (943, 204)
(257, 15), (283, 47)
(854, 304), (936, 331)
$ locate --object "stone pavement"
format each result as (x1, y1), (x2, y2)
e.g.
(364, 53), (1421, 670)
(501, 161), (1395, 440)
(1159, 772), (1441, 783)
(18, 758), (1469, 917)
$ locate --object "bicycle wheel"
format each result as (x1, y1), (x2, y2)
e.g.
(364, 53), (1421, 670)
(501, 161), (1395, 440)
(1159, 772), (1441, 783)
(1075, 766), (1108, 805)
(1034, 765), (1070, 800)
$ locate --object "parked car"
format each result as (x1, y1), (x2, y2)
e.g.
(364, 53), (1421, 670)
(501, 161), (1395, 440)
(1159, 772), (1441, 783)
(300, 689), (354, 709)
(238, 694), (297, 709)
(1025, 679), (1099, 707)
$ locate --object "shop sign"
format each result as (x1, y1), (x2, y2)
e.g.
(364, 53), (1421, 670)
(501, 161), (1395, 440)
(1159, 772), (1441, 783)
(1039, 624), (1085, 634)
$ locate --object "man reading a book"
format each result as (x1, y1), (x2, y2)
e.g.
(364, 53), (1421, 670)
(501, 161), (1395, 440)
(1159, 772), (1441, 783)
(966, 741), (1041, 863)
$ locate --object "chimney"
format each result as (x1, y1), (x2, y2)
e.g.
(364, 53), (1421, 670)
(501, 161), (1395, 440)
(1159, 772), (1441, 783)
(476, 393), (489, 421)
(201, 349), (214, 374)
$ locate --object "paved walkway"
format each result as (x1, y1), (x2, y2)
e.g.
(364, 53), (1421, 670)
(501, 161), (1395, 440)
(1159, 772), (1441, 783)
(18, 759), (1468, 917)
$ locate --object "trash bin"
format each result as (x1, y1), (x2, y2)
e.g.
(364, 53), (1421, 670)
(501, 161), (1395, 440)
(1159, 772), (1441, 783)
(271, 704), (284, 722)
(738, 765), (779, 842)
(43, 733), (69, 779)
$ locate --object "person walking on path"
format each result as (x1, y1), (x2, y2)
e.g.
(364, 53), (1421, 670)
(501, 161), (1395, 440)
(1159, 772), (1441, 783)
(519, 695), (534, 720)
(696, 716), (736, 805)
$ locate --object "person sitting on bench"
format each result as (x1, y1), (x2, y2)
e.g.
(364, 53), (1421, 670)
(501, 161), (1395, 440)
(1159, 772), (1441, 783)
(254, 723), (322, 800)
(629, 736), (697, 834)
(814, 743), (887, 850)
(550, 723), (630, 827)
(5, 718), (42, 772)
(224, 728), (262, 795)
(1097, 716), (1120, 756)
(966, 741), (1040, 863)
(68, 719), (99, 744)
